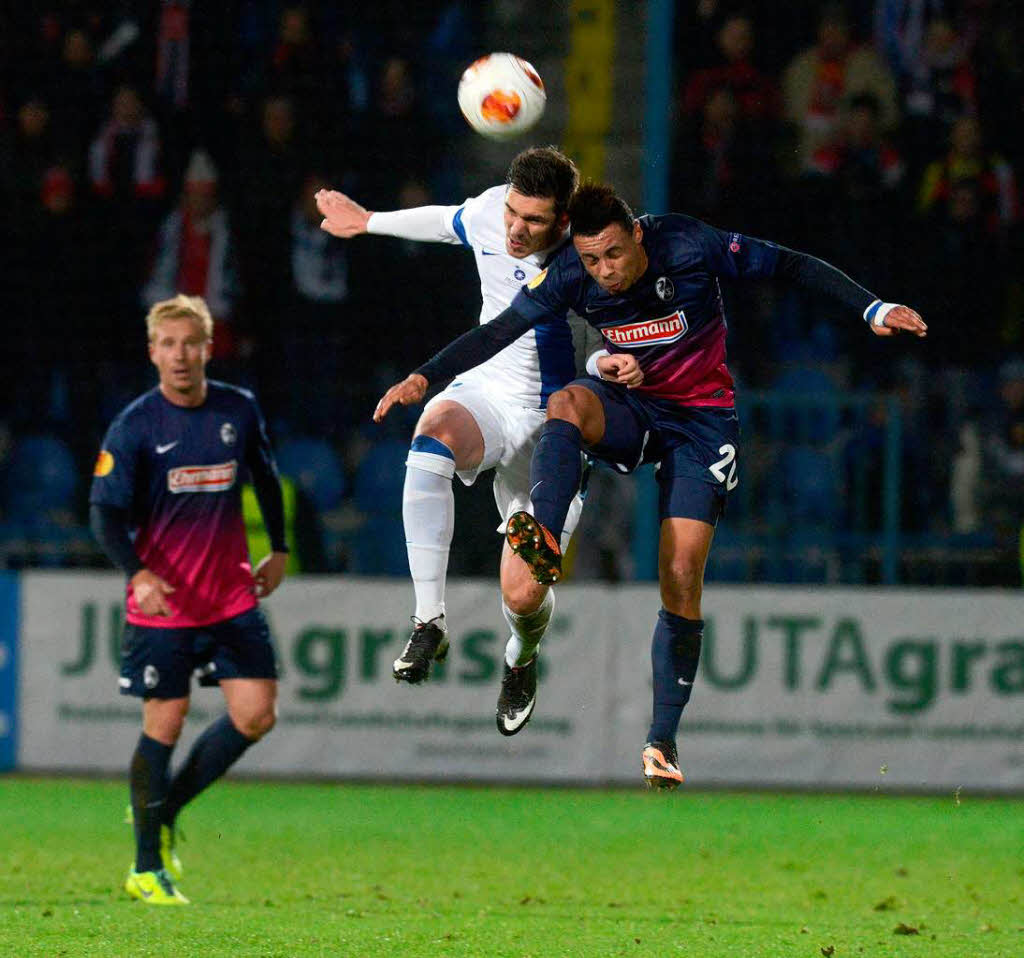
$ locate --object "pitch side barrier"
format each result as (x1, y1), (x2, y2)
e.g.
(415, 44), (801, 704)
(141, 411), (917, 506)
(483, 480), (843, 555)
(6, 573), (1023, 791)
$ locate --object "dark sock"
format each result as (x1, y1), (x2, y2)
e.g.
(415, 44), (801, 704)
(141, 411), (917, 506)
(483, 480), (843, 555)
(130, 734), (174, 873)
(164, 715), (253, 826)
(529, 419), (583, 539)
(647, 609), (703, 744)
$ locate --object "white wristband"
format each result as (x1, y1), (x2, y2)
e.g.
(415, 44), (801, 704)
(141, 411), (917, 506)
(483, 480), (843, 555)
(864, 299), (899, 328)
(586, 349), (610, 377)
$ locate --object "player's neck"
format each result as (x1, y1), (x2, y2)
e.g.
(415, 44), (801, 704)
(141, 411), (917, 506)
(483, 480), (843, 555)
(160, 379), (208, 408)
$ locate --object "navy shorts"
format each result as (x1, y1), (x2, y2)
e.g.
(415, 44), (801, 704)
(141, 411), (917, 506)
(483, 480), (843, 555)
(119, 606), (278, 700)
(575, 377), (741, 525)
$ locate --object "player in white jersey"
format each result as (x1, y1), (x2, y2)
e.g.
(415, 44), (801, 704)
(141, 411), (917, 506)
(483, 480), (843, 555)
(317, 147), (599, 735)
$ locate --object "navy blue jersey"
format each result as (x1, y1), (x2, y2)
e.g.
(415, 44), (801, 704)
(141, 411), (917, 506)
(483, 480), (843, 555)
(90, 381), (278, 628)
(515, 214), (781, 407)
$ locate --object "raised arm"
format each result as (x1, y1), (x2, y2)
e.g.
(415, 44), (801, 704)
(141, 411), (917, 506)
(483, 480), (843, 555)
(373, 306), (538, 422)
(316, 189), (463, 244)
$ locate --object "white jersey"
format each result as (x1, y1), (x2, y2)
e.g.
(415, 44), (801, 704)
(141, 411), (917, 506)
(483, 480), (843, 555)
(368, 185), (577, 408)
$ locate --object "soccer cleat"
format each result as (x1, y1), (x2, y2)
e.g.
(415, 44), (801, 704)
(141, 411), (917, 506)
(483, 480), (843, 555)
(393, 617), (449, 684)
(125, 868), (189, 905)
(496, 655), (538, 737)
(125, 806), (183, 880)
(642, 740), (684, 790)
(506, 511), (562, 585)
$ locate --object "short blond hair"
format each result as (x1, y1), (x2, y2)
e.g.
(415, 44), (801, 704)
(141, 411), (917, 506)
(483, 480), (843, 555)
(145, 294), (214, 342)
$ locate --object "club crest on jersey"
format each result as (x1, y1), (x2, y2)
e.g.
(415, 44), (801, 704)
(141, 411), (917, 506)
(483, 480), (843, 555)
(167, 460), (237, 494)
(603, 310), (688, 347)
(514, 267), (526, 281)
(655, 276), (675, 301)
(221, 422), (236, 446)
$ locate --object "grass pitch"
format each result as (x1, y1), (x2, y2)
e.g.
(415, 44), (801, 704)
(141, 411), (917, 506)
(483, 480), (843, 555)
(1, 778), (1021, 957)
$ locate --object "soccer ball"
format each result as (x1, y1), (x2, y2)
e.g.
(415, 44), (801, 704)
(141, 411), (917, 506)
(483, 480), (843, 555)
(457, 52), (546, 141)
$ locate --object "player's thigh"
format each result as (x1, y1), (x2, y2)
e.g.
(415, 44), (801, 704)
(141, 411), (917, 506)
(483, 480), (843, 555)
(571, 378), (654, 473)
(120, 622), (198, 702)
(499, 539), (550, 615)
(415, 399), (485, 471)
(201, 607), (278, 688)
(421, 384), (507, 482)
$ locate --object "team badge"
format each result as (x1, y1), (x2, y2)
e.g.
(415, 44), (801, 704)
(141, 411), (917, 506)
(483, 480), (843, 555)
(93, 450), (115, 477)
(143, 665), (159, 689)
(729, 233), (742, 253)
(655, 276), (675, 301)
(221, 422), (236, 446)
(514, 267), (526, 281)
(527, 269), (547, 289)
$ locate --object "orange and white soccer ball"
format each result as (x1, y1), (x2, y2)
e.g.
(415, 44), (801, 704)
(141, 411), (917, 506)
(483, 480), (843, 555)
(457, 52), (546, 141)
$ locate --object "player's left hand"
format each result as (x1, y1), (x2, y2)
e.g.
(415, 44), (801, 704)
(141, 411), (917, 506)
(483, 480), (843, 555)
(253, 551), (287, 597)
(374, 374), (428, 422)
(870, 305), (927, 338)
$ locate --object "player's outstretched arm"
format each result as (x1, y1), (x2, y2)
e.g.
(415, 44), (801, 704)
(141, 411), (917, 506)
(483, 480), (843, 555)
(772, 247), (926, 340)
(374, 306), (539, 422)
(316, 189), (372, 238)
(374, 374), (428, 423)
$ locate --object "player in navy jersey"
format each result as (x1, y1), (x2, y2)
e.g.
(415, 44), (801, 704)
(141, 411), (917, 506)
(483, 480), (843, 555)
(375, 182), (927, 788)
(90, 295), (289, 903)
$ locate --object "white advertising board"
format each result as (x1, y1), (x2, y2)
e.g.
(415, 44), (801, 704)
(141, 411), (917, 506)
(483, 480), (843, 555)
(17, 574), (1024, 790)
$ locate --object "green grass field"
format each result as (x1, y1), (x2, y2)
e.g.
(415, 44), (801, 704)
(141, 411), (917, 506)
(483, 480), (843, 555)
(1, 778), (1021, 957)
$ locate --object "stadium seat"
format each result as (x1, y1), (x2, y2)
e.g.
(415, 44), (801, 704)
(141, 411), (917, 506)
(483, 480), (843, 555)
(779, 444), (840, 527)
(274, 437), (346, 513)
(1, 435), (79, 517)
(352, 439), (408, 517)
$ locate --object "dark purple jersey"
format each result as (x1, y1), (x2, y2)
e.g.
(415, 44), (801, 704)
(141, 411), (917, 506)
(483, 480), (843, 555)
(515, 214), (782, 408)
(90, 381), (278, 628)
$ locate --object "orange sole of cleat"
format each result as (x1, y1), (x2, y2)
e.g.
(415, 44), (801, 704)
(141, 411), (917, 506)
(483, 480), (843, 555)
(643, 750), (684, 790)
(506, 512), (562, 585)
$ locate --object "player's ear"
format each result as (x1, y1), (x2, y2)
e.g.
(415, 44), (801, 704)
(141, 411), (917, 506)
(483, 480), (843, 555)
(556, 211), (570, 232)
(632, 220), (643, 244)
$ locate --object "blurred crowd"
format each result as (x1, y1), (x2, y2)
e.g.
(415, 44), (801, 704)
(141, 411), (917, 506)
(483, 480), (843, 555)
(664, 0), (1024, 585)
(1, 1), (1022, 585)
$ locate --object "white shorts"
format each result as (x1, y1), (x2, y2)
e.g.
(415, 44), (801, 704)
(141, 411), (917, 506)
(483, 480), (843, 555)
(425, 379), (584, 549)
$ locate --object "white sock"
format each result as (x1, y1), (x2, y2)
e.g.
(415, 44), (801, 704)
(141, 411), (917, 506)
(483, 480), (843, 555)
(503, 590), (555, 667)
(403, 447), (456, 624)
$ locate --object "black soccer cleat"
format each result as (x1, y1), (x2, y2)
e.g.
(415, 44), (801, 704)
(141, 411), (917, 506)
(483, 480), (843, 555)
(393, 617), (449, 684)
(642, 740), (684, 790)
(496, 655), (538, 737)
(506, 511), (562, 585)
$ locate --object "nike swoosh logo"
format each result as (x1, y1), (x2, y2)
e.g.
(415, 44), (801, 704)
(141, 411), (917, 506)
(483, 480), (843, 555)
(139, 884), (153, 898)
(584, 305), (604, 313)
(500, 698), (535, 732)
(156, 442), (179, 454)
(481, 250), (500, 256)
(677, 678), (693, 686)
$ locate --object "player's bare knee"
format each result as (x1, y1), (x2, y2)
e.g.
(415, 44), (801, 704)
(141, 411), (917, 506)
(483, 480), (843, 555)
(547, 386), (602, 443)
(659, 561), (704, 609)
(235, 707), (276, 741)
(502, 581), (547, 617)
